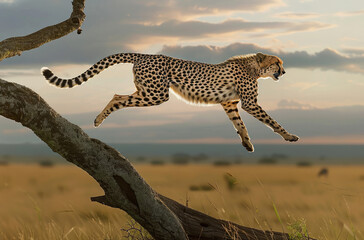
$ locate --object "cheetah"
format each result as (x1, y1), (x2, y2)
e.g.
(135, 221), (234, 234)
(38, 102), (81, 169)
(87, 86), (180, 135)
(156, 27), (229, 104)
(41, 52), (299, 152)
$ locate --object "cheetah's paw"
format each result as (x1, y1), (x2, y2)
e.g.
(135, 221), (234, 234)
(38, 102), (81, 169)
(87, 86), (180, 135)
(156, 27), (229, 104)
(284, 134), (299, 142)
(242, 139), (254, 152)
(94, 114), (105, 128)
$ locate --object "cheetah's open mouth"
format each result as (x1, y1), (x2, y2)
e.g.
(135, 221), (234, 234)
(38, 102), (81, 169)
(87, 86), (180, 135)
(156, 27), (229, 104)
(273, 73), (280, 80)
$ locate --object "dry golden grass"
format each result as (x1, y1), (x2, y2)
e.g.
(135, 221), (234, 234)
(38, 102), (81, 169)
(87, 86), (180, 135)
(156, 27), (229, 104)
(0, 163), (363, 239)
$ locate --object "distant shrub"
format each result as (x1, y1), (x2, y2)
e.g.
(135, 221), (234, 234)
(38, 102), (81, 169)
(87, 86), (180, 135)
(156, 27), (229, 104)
(296, 161), (312, 167)
(189, 184), (215, 191)
(192, 153), (209, 162)
(0, 160), (9, 166)
(359, 175), (364, 181)
(38, 159), (54, 167)
(213, 160), (232, 166)
(135, 156), (147, 163)
(272, 153), (288, 159)
(233, 157), (244, 164)
(150, 159), (165, 165)
(258, 157), (277, 164)
(171, 153), (190, 165)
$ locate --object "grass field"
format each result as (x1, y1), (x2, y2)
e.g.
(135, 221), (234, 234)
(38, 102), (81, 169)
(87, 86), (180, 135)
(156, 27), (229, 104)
(0, 163), (363, 239)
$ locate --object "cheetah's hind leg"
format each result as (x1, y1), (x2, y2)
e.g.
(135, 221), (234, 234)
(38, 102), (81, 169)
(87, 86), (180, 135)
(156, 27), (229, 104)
(94, 91), (169, 127)
(94, 94), (127, 127)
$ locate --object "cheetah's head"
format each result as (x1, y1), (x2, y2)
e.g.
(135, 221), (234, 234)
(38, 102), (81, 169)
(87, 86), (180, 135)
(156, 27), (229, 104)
(256, 53), (285, 81)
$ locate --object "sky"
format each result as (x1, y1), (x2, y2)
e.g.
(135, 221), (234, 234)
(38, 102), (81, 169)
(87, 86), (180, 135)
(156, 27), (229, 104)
(1, 0), (364, 145)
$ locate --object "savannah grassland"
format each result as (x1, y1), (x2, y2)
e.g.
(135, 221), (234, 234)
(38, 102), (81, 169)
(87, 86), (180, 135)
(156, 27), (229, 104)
(0, 163), (363, 240)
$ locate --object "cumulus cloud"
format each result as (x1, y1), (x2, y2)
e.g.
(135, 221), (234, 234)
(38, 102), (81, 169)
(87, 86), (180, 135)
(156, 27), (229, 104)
(0, 0), (283, 36)
(89, 0), (284, 24)
(275, 12), (320, 19)
(277, 100), (315, 110)
(122, 19), (331, 41)
(1, 0), (333, 66)
(160, 43), (364, 74)
(342, 48), (364, 57)
(335, 10), (364, 17)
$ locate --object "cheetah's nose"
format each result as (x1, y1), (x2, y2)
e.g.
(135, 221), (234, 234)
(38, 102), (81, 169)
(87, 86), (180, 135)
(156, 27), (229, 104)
(282, 70), (286, 75)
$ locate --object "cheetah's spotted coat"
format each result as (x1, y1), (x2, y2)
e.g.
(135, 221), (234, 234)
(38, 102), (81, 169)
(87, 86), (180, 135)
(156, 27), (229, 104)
(41, 53), (299, 152)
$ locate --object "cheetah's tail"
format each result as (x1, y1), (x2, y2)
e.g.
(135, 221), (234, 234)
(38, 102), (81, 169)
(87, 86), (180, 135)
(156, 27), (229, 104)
(41, 53), (141, 88)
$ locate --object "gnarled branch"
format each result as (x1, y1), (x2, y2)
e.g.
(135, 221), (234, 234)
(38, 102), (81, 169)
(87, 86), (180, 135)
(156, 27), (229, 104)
(0, 78), (317, 240)
(0, 0), (86, 62)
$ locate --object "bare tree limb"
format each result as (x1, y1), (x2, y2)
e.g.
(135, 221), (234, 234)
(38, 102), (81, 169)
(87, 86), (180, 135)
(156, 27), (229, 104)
(0, 78), (187, 240)
(0, 0), (86, 62)
(0, 78), (317, 240)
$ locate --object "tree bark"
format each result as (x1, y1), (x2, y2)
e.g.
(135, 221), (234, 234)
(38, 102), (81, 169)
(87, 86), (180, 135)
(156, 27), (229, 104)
(0, 0), (86, 62)
(0, 79), (316, 240)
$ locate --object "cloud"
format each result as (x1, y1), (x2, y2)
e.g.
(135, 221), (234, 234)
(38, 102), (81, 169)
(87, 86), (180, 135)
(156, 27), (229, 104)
(342, 48), (364, 57)
(160, 43), (364, 74)
(160, 43), (270, 63)
(335, 10), (364, 17)
(277, 100), (315, 110)
(275, 12), (320, 19)
(0, 0), (332, 66)
(0, 0), (283, 38)
(122, 19), (331, 41)
(88, 0), (285, 24)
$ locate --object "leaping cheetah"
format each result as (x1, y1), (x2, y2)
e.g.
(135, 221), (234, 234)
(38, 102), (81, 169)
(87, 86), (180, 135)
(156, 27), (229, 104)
(41, 52), (299, 152)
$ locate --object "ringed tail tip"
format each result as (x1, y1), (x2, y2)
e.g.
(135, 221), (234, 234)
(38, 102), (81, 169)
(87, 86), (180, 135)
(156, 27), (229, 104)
(41, 67), (53, 79)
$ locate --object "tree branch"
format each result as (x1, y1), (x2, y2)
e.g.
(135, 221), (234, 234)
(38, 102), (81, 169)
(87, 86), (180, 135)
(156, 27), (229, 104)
(0, 78), (317, 240)
(0, 0), (86, 62)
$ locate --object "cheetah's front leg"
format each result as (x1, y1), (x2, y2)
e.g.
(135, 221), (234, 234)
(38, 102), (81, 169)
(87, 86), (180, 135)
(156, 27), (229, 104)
(242, 102), (299, 142)
(221, 101), (254, 152)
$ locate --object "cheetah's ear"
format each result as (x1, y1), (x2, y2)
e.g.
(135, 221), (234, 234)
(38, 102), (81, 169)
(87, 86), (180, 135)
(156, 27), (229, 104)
(256, 52), (265, 61)
(256, 52), (272, 69)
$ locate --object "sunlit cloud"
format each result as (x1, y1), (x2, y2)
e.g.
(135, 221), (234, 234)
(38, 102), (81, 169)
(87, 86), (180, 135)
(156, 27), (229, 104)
(0, 69), (39, 78)
(114, 0), (285, 23)
(276, 99), (316, 110)
(289, 82), (320, 91)
(120, 19), (333, 50)
(342, 48), (364, 57)
(275, 12), (320, 19)
(335, 10), (364, 17)
(160, 43), (364, 74)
